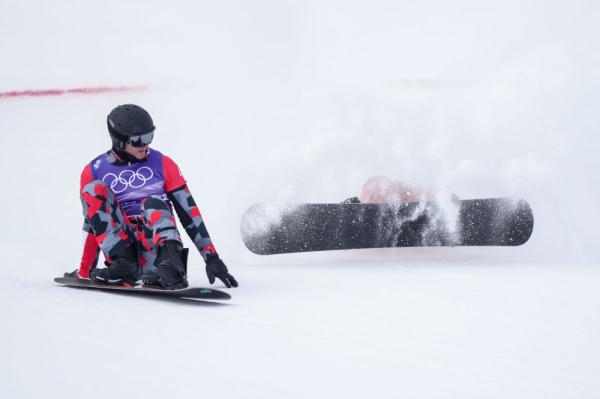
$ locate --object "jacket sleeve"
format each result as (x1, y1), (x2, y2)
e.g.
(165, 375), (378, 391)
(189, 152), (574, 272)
(162, 155), (218, 260)
(167, 185), (218, 261)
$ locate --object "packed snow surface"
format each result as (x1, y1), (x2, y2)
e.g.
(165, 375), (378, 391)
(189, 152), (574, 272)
(1, 1), (599, 398)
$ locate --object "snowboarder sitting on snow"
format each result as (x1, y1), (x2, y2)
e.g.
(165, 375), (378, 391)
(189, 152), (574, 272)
(343, 176), (433, 204)
(64, 104), (238, 290)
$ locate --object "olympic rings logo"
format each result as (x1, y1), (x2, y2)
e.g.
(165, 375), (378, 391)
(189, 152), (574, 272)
(102, 167), (154, 194)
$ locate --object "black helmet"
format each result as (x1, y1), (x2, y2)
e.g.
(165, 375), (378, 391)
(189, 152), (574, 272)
(107, 104), (155, 150)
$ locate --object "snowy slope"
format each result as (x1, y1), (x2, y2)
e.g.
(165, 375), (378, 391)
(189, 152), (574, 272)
(1, 1), (599, 398)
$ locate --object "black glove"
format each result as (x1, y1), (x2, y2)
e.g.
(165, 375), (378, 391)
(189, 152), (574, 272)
(205, 255), (238, 288)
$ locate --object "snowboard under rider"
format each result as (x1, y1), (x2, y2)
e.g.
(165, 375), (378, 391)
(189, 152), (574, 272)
(64, 104), (238, 290)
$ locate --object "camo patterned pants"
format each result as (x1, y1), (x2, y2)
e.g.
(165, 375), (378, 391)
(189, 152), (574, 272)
(80, 180), (182, 270)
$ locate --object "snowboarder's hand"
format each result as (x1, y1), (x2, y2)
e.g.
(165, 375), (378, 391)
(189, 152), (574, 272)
(205, 255), (238, 288)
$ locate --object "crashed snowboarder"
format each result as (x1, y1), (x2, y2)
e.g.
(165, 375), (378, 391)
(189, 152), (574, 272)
(344, 176), (433, 204)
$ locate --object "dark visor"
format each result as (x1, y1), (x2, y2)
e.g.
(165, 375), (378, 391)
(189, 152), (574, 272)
(127, 131), (154, 147)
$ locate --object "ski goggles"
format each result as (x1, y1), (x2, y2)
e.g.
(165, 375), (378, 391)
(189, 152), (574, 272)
(127, 131), (154, 147)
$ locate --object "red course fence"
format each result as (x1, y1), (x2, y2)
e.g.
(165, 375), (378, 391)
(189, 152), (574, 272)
(0, 85), (146, 99)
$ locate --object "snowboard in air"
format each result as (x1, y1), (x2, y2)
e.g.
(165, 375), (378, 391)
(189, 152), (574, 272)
(241, 198), (534, 255)
(54, 277), (231, 301)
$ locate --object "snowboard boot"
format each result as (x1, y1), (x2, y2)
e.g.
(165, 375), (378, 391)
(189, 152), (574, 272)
(90, 244), (141, 286)
(141, 240), (189, 290)
(342, 196), (361, 204)
(63, 269), (90, 280)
